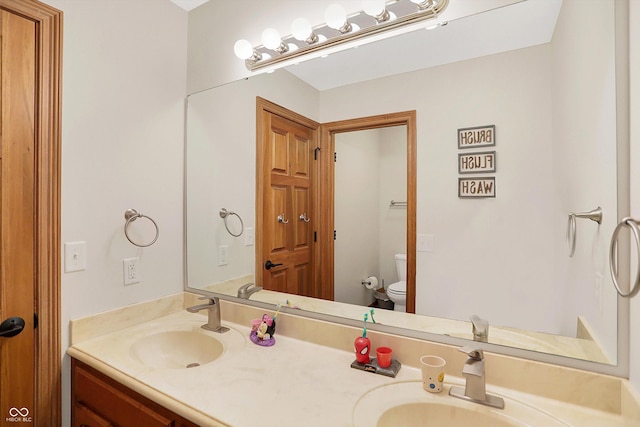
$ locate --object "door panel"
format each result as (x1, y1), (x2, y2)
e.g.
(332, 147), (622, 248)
(269, 186), (288, 251)
(293, 187), (310, 248)
(293, 136), (309, 178)
(1, 9), (36, 423)
(259, 104), (318, 297)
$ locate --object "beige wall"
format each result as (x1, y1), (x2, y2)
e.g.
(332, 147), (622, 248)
(46, 0), (188, 425)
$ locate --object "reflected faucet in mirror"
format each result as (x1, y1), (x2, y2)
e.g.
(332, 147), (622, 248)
(470, 315), (489, 343)
(237, 283), (263, 300)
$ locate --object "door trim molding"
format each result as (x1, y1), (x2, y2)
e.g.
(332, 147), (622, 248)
(319, 111), (417, 312)
(2, 0), (63, 424)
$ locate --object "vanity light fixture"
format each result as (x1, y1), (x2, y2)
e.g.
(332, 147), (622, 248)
(233, 0), (448, 72)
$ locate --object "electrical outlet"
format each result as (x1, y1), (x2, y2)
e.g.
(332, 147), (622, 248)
(218, 245), (229, 266)
(595, 272), (604, 314)
(245, 227), (254, 246)
(123, 257), (140, 285)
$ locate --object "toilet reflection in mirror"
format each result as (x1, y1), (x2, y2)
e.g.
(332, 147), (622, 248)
(387, 254), (407, 312)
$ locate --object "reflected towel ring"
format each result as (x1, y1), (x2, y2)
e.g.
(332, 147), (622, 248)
(609, 217), (640, 298)
(124, 209), (159, 247)
(566, 207), (602, 257)
(219, 208), (244, 237)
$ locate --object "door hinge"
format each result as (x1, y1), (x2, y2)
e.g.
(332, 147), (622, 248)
(314, 147), (321, 160)
(34, 313), (38, 329)
(334, 152), (337, 162)
(334, 230), (337, 240)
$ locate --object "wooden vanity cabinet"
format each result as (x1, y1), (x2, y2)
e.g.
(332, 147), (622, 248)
(71, 358), (199, 427)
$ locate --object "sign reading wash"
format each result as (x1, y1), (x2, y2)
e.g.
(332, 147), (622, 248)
(458, 177), (495, 198)
(457, 125), (496, 198)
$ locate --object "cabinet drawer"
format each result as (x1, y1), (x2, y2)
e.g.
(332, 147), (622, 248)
(74, 402), (113, 427)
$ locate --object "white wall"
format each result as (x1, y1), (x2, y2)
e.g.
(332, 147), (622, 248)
(46, 0), (188, 425)
(551, 0), (618, 362)
(335, 130), (382, 305)
(333, 126), (406, 305)
(186, 71), (319, 287)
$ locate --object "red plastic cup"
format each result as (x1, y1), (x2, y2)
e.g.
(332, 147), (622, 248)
(376, 346), (393, 368)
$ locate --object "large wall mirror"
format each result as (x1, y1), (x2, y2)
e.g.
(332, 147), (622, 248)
(185, 0), (630, 376)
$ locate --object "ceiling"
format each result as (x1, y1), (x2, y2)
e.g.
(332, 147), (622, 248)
(285, 0), (563, 90)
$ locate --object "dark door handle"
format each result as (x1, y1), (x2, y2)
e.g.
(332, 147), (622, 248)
(265, 260), (283, 270)
(0, 317), (25, 338)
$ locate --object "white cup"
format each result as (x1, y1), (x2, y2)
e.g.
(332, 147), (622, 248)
(420, 355), (446, 393)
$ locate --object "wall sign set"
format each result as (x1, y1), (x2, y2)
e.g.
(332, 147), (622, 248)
(457, 124), (496, 198)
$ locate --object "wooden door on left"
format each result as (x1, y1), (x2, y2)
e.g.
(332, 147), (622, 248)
(1, 1), (62, 424)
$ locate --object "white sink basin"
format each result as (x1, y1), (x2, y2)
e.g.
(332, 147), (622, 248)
(131, 330), (224, 369)
(353, 381), (569, 427)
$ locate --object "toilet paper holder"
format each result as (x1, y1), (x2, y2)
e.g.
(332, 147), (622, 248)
(361, 276), (379, 289)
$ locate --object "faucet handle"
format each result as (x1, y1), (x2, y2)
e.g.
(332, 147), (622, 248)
(459, 345), (484, 360)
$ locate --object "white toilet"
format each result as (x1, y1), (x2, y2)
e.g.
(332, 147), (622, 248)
(386, 254), (407, 312)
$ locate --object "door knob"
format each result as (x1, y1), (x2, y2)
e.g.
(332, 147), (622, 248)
(0, 317), (25, 338)
(265, 260), (283, 270)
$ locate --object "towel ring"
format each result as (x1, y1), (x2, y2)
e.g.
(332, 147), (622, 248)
(219, 208), (244, 237)
(566, 207), (603, 257)
(609, 217), (640, 298)
(124, 209), (159, 247)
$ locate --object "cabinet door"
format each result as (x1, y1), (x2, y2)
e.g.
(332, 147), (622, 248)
(73, 360), (175, 427)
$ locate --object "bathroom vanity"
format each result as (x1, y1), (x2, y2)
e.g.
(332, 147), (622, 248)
(67, 293), (640, 427)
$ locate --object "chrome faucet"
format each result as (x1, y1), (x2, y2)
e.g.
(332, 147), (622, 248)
(237, 283), (262, 299)
(449, 346), (504, 409)
(187, 297), (229, 333)
(470, 315), (489, 342)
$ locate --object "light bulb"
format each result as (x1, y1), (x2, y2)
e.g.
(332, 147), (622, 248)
(325, 4), (348, 30)
(261, 28), (283, 50)
(291, 18), (312, 41)
(233, 39), (254, 60)
(410, 0), (434, 10)
(362, 0), (385, 17)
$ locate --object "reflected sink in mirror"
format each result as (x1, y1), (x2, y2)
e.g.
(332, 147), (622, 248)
(353, 381), (568, 427)
(131, 330), (224, 369)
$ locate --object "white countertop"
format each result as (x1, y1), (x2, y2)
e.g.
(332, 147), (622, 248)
(68, 308), (639, 427)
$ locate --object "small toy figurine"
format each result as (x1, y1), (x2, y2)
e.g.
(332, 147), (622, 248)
(250, 305), (281, 347)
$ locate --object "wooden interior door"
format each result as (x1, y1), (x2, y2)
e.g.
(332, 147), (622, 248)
(1, 8), (37, 423)
(1, 1), (62, 424)
(256, 98), (320, 298)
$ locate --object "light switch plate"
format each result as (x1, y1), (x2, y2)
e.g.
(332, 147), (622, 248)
(417, 234), (434, 252)
(64, 241), (86, 272)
